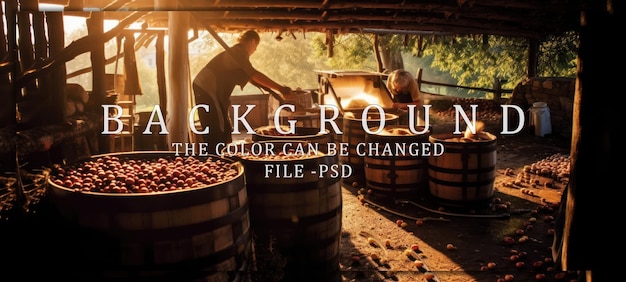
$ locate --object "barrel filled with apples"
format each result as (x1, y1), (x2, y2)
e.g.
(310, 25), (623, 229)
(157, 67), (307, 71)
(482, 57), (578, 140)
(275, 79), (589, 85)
(252, 125), (332, 152)
(223, 140), (342, 282)
(341, 111), (399, 184)
(427, 122), (497, 209)
(364, 125), (431, 200)
(46, 151), (251, 281)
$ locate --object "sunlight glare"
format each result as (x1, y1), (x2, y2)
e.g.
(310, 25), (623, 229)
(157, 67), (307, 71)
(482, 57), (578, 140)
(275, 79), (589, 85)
(342, 92), (381, 108)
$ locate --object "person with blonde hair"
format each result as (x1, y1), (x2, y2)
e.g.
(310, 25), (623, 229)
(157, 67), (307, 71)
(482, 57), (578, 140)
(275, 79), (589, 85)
(386, 69), (424, 125)
(193, 30), (293, 153)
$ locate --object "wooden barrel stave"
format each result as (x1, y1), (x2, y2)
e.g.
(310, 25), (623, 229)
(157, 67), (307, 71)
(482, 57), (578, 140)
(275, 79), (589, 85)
(428, 133), (497, 208)
(341, 112), (399, 185)
(227, 142), (342, 281)
(364, 125), (430, 199)
(46, 152), (251, 281)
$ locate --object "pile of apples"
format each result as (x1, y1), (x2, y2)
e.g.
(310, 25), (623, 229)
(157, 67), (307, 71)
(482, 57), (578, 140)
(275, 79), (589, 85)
(50, 155), (239, 194)
(523, 153), (570, 183)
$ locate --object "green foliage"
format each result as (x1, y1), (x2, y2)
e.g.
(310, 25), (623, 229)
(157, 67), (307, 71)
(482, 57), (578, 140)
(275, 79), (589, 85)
(251, 32), (320, 89)
(422, 32), (577, 92)
(308, 32), (577, 98)
(311, 33), (378, 71)
(401, 54), (459, 95)
(134, 46), (159, 113)
(424, 35), (527, 92)
(538, 31), (578, 77)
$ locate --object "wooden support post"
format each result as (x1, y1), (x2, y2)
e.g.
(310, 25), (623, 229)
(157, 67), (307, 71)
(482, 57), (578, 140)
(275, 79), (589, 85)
(32, 13), (46, 60)
(87, 12), (109, 153)
(155, 32), (167, 126)
(415, 68), (423, 91)
(0, 2), (6, 59)
(417, 35), (424, 57)
(554, 3), (615, 281)
(123, 33), (142, 96)
(166, 11), (190, 145)
(373, 34), (383, 73)
(17, 11), (36, 92)
(32, 12), (54, 126)
(326, 30), (334, 58)
(493, 77), (502, 100)
(482, 34), (489, 50)
(527, 38), (539, 78)
(47, 12), (67, 125)
(29, 12), (53, 125)
(2, 0), (18, 129)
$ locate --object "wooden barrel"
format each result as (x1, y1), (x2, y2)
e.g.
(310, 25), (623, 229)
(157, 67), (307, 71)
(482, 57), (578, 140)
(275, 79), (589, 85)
(341, 112), (399, 184)
(252, 125), (332, 152)
(427, 133), (497, 209)
(365, 125), (431, 200)
(46, 152), (251, 282)
(224, 141), (342, 282)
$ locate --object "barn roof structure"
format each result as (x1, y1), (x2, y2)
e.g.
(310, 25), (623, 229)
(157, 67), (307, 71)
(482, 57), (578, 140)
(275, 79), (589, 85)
(47, 0), (581, 39)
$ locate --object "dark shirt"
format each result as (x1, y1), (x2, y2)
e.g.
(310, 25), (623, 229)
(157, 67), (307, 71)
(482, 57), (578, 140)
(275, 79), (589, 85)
(393, 92), (413, 103)
(193, 43), (256, 108)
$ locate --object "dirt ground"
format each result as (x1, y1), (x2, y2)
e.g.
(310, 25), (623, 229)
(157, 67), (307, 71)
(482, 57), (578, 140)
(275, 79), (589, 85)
(337, 120), (578, 282)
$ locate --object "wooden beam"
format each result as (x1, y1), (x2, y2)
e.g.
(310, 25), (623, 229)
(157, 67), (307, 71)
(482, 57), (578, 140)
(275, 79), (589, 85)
(527, 38), (539, 78)
(67, 51), (126, 79)
(0, 3), (7, 59)
(65, 28), (162, 79)
(17, 11), (36, 92)
(33, 11), (53, 126)
(0, 4), (8, 86)
(86, 12), (108, 153)
(15, 12), (147, 89)
(168, 18), (544, 38)
(102, 0), (136, 10)
(46, 12), (67, 125)
(173, 0), (572, 12)
(4, 0), (18, 96)
(87, 12), (106, 111)
(53, 0), (578, 40)
(122, 33), (142, 95)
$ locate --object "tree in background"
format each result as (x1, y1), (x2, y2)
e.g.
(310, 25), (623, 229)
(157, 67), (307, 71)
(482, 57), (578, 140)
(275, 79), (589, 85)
(537, 31), (577, 77)
(311, 33), (377, 71)
(309, 32), (408, 73)
(374, 34), (406, 72)
(251, 32), (320, 90)
(424, 32), (577, 92)
(309, 31), (577, 98)
(425, 35), (528, 92)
